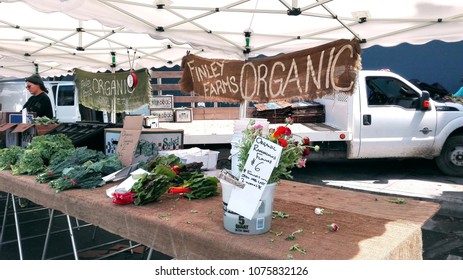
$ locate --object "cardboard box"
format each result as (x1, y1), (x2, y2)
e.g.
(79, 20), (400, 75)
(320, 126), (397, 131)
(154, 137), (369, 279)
(158, 148), (219, 170)
(111, 115), (183, 166)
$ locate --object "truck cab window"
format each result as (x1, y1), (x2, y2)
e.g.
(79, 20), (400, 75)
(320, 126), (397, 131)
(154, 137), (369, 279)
(366, 76), (419, 109)
(57, 85), (75, 106)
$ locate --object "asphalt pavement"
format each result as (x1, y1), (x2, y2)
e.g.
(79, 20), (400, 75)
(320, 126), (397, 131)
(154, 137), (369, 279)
(290, 158), (463, 260)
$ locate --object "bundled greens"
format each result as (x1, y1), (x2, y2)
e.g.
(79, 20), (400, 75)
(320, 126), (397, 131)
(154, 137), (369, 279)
(0, 146), (24, 170)
(11, 149), (46, 175)
(49, 166), (105, 192)
(85, 154), (123, 175)
(131, 154), (219, 206)
(132, 164), (177, 206)
(183, 175), (219, 200)
(36, 146), (106, 183)
(28, 134), (74, 163)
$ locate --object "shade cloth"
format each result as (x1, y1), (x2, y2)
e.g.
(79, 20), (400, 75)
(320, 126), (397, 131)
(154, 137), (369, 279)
(0, 170), (439, 260)
(74, 68), (151, 112)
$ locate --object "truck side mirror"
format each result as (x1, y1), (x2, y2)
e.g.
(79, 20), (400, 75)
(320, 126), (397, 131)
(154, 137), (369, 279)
(420, 91), (431, 111)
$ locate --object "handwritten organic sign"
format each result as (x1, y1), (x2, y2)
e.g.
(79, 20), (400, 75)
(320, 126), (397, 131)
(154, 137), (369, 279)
(116, 129), (141, 167)
(75, 68), (151, 113)
(227, 136), (282, 219)
(179, 39), (361, 103)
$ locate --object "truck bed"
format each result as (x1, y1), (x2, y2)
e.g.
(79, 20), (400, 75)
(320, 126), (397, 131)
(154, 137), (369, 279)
(159, 120), (349, 145)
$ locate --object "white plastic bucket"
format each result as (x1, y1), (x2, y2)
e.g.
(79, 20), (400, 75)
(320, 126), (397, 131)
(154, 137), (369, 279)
(221, 180), (276, 235)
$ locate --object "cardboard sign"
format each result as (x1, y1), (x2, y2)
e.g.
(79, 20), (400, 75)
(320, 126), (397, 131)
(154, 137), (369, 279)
(226, 136), (282, 219)
(115, 115), (144, 167)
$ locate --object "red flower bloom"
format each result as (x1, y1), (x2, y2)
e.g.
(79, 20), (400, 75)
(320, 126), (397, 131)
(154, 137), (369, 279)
(303, 137), (310, 145)
(277, 138), (288, 147)
(303, 147), (310, 156)
(273, 126), (287, 138)
(285, 127), (292, 136)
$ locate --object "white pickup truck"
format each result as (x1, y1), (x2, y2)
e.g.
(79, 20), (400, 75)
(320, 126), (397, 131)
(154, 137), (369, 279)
(159, 70), (463, 177)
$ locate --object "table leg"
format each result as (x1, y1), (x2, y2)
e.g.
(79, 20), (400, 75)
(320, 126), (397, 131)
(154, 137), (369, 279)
(66, 215), (79, 260)
(11, 194), (23, 260)
(41, 209), (55, 260)
(0, 193), (10, 251)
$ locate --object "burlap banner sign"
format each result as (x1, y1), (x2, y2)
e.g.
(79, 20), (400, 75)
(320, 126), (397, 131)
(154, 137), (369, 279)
(180, 39), (362, 103)
(75, 68), (151, 112)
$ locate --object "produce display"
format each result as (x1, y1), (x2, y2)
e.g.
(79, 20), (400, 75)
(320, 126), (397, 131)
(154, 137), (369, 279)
(0, 133), (220, 204)
(0, 145), (24, 171)
(132, 154), (219, 206)
(48, 165), (106, 192)
(36, 146), (107, 183)
(0, 134), (121, 193)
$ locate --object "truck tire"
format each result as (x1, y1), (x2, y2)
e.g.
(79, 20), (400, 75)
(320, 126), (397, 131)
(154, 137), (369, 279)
(436, 135), (463, 176)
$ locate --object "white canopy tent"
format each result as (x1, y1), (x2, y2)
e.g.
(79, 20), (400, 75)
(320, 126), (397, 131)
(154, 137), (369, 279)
(0, 1), (222, 78)
(1, 0), (463, 78)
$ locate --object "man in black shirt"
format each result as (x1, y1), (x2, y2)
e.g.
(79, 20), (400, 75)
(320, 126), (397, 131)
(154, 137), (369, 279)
(23, 74), (54, 118)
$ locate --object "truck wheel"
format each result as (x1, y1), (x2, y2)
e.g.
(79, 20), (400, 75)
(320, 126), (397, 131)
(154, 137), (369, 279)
(436, 135), (463, 176)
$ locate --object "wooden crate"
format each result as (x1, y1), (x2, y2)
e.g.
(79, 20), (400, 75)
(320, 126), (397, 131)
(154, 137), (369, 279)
(252, 101), (325, 124)
(35, 124), (61, 136)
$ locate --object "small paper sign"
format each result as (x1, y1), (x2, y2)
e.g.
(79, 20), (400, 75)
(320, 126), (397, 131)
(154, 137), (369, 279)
(226, 136), (282, 219)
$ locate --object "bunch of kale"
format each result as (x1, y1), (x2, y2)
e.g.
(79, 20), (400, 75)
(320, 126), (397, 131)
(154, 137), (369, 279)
(36, 146), (106, 183)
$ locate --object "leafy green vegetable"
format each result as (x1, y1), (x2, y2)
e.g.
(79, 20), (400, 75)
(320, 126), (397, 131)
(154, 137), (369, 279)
(28, 133), (74, 163)
(183, 175), (219, 200)
(11, 149), (46, 175)
(132, 164), (177, 206)
(145, 154), (183, 172)
(131, 155), (219, 205)
(48, 166), (105, 192)
(0, 146), (25, 170)
(36, 146), (106, 183)
(85, 154), (123, 175)
(31, 116), (60, 125)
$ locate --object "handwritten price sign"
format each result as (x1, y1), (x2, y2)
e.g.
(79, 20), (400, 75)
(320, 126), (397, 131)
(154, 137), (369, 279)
(227, 136), (282, 219)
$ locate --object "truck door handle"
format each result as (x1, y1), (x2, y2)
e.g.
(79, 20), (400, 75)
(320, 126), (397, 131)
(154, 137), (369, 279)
(363, 114), (371, 125)
(419, 127), (432, 134)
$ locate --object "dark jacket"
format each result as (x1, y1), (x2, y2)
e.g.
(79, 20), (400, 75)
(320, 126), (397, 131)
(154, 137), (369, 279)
(22, 92), (53, 118)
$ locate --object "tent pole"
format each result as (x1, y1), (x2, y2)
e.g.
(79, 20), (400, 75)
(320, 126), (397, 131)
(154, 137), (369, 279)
(239, 100), (248, 119)
(111, 51), (116, 124)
